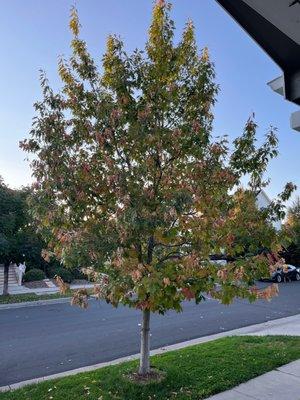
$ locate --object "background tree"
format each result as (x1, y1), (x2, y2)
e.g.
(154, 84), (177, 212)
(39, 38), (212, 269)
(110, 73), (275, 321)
(286, 197), (300, 226)
(281, 197), (300, 266)
(0, 177), (28, 295)
(0, 177), (61, 294)
(21, 1), (294, 377)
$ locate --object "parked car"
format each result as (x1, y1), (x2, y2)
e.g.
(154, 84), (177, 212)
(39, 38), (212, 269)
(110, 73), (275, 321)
(271, 265), (300, 283)
(209, 254), (230, 267)
(210, 259), (227, 267)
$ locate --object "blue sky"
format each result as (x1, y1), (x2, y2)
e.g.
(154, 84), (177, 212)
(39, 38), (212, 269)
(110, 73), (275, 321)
(0, 0), (299, 203)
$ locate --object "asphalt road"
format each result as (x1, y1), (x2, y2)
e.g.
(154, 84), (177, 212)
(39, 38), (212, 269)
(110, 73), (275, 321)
(1, 281), (300, 386)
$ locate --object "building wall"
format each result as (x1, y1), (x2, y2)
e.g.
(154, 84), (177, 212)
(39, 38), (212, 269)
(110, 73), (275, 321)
(256, 190), (282, 230)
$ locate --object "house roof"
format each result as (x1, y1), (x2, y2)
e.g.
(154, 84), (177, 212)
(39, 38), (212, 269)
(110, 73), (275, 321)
(215, 0), (300, 105)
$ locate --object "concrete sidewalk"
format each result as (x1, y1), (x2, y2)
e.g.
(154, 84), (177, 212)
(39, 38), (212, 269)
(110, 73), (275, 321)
(206, 360), (300, 400)
(34, 283), (94, 295)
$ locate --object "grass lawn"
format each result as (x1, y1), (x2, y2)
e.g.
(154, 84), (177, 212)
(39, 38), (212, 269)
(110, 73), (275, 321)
(0, 292), (72, 304)
(0, 288), (95, 305)
(1, 336), (300, 400)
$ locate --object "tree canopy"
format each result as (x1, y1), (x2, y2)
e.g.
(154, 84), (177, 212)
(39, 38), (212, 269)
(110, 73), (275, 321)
(0, 177), (52, 271)
(21, 1), (295, 313)
(286, 197), (300, 227)
(281, 197), (300, 266)
(0, 177), (29, 266)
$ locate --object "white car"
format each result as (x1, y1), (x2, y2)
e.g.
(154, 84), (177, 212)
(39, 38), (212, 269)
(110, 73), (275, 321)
(271, 265), (300, 283)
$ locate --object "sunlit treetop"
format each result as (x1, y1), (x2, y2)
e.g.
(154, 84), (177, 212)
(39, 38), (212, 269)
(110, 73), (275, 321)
(21, 1), (295, 312)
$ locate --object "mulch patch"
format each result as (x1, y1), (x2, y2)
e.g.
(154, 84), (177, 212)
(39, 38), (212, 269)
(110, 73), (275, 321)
(124, 368), (166, 385)
(24, 280), (48, 289)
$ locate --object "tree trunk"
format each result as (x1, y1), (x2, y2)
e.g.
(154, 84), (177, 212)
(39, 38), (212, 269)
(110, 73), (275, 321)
(139, 309), (151, 375)
(3, 263), (9, 296)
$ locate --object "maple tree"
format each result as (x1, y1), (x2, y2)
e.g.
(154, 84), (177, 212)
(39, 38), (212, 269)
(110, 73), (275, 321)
(21, 1), (295, 376)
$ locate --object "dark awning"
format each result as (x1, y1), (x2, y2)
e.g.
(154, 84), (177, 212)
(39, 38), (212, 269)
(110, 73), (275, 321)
(215, 0), (300, 105)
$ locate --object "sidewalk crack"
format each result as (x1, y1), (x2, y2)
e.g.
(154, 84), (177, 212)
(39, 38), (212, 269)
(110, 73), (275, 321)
(275, 368), (300, 380)
(234, 389), (259, 399)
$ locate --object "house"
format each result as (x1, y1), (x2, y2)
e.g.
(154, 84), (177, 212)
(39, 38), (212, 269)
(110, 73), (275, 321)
(215, 0), (300, 131)
(256, 190), (282, 230)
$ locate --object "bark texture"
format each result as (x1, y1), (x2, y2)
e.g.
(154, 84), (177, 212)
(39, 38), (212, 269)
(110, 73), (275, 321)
(3, 263), (9, 296)
(139, 309), (151, 375)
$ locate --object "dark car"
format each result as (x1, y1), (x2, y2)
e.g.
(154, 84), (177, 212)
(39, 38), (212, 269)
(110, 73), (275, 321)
(271, 265), (300, 283)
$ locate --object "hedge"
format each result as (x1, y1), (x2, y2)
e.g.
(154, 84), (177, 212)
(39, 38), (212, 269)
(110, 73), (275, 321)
(23, 268), (46, 282)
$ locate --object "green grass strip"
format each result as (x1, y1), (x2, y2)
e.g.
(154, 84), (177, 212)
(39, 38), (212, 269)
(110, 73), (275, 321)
(0, 292), (71, 304)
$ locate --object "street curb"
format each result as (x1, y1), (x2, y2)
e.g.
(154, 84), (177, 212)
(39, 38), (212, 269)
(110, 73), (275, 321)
(0, 297), (72, 310)
(1, 313), (300, 393)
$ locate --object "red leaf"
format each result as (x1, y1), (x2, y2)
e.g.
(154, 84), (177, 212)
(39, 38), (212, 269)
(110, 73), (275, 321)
(182, 287), (194, 300)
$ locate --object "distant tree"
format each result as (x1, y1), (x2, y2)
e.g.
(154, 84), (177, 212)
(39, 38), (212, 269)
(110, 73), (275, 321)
(286, 197), (300, 227)
(21, 1), (295, 377)
(18, 227), (48, 272)
(281, 197), (300, 266)
(0, 178), (28, 295)
(0, 177), (64, 294)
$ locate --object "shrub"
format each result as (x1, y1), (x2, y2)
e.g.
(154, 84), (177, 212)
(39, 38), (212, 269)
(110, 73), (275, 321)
(53, 268), (74, 283)
(24, 263), (46, 274)
(72, 268), (86, 280)
(46, 263), (63, 278)
(23, 268), (45, 282)
(46, 265), (59, 279)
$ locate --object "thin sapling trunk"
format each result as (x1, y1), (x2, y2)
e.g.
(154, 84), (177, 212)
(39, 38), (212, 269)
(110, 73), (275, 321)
(139, 309), (151, 375)
(3, 263), (9, 296)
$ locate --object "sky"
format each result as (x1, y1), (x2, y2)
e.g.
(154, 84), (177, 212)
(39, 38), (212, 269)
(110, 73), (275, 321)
(0, 0), (299, 204)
